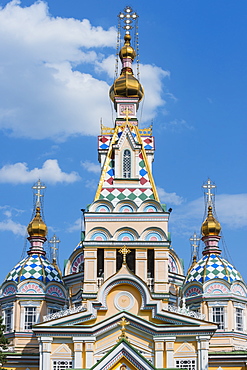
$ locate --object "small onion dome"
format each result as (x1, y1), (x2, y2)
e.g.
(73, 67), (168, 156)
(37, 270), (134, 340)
(119, 34), (136, 60)
(201, 205), (221, 237)
(27, 207), (47, 238)
(109, 34), (144, 102)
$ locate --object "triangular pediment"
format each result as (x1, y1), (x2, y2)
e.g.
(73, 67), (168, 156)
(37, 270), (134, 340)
(174, 342), (195, 355)
(52, 343), (72, 356)
(90, 339), (155, 370)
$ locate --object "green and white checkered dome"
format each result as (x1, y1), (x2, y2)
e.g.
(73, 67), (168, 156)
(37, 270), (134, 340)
(185, 254), (243, 285)
(6, 253), (63, 284)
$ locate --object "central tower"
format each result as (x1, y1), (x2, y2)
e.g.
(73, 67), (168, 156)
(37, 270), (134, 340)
(64, 6), (184, 303)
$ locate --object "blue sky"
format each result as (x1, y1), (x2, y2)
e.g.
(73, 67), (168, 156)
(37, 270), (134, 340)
(0, 0), (246, 282)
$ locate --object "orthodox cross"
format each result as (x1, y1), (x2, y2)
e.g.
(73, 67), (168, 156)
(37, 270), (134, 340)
(119, 246), (131, 265)
(32, 179), (46, 207)
(118, 6), (138, 33)
(118, 317), (130, 341)
(189, 232), (200, 261)
(202, 178), (216, 206)
(49, 234), (60, 262)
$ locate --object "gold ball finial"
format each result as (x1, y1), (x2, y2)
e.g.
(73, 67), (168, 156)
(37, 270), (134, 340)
(201, 206), (221, 237)
(27, 206), (47, 238)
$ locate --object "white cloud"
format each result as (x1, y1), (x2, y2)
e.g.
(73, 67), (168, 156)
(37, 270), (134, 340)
(0, 159), (81, 184)
(169, 194), (247, 238)
(0, 1), (116, 140)
(0, 205), (26, 236)
(0, 218), (26, 236)
(81, 160), (101, 174)
(67, 218), (83, 233)
(157, 186), (184, 206)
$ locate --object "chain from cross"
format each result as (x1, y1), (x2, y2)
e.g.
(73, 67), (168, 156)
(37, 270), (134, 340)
(119, 246), (131, 264)
(49, 234), (60, 261)
(32, 179), (46, 207)
(118, 6), (138, 33)
(190, 232), (200, 258)
(118, 317), (130, 341)
(202, 178), (216, 206)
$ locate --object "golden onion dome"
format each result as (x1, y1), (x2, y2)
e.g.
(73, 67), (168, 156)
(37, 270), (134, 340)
(119, 34), (136, 60)
(201, 205), (221, 237)
(27, 206), (47, 238)
(109, 34), (144, 103)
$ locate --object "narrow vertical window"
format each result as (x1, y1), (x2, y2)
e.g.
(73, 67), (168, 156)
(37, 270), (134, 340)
(123, 149), (131, 178)
(212, 307), (224, 329)
(24, 307), (36, 330)
(5, 308), (12, 332)
(236, 308), (243, 331)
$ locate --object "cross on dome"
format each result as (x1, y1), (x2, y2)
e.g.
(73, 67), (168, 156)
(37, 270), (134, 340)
(118, 6), (138, 34)
(190, 232), (200, 259)
(49, 234), (60, 261)
(202, 178), (216, 207)
(32, 179), (46, 207)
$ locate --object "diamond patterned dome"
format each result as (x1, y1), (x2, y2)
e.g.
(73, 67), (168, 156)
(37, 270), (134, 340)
(186, 254), (243, 284)
(6, 254), (62, 284)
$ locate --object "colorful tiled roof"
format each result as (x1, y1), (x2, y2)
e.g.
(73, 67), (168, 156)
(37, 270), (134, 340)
(6, 254), (63, 284)
(186, 254), (243, 284)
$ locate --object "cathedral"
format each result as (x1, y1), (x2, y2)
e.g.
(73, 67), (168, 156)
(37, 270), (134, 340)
(1, 6), (247, 370)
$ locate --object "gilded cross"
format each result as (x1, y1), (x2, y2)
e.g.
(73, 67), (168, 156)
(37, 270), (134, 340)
(118, 317), (130, 341)
(49, 234), (60, 261)
(118, 6), (138, 33)
(202, 178), (216, 206)
(189, 232), (200, 260)
(119, 246), (131, 265)
(32, 179), (46, 207)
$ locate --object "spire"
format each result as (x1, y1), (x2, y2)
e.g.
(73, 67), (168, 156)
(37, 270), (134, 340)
(201, 179), (222, 256)
(109, 6), (144, 107)
(27, 180), (47, 255)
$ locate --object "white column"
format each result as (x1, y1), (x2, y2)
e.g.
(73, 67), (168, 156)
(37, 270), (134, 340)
(197, 336), (210, 370)
(164, 336), (176, 368)
(40, 337), (53, 370)
(38, 338), (43, 370)
(72, 337), (83, 369)
(85, 340), (95, 368)
(154, 340), (164, 368)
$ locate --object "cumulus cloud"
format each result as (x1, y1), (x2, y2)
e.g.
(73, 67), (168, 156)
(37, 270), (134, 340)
(169, 194), (247, 238)
(0, 0), (116, 140)
(157, 186), (184, 205)
(81, 160), (101, 174)
(0, 159), (81, 184)
(0, 206), (26, 236)
(0, 1), (170, 141)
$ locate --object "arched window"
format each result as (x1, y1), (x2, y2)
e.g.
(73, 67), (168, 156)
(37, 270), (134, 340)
(123, 149), (131, 178)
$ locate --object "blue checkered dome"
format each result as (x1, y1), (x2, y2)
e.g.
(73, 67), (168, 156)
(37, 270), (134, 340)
(186, 254), (243, 285)
(6, 254), (63, 284)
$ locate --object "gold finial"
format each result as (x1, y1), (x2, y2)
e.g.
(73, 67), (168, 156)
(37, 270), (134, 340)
(118, 317), (130, 341)
(201, 205), (221, 236)
(27, 206), (47, 238)
(119, 246), (131, 265)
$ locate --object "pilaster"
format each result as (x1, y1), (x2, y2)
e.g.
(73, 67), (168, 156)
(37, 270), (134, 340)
(72, 337), (83, 369)
(85, 339), (95, 368)
(164, 336), (176, 368)
(197, 336), (210, 370)
(83, 248), (97, 293)
(40, 336), (53, 370)
(135, 249), (147, 282)
(154, 249), (169, 294)
(104, 249), (116, 280)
